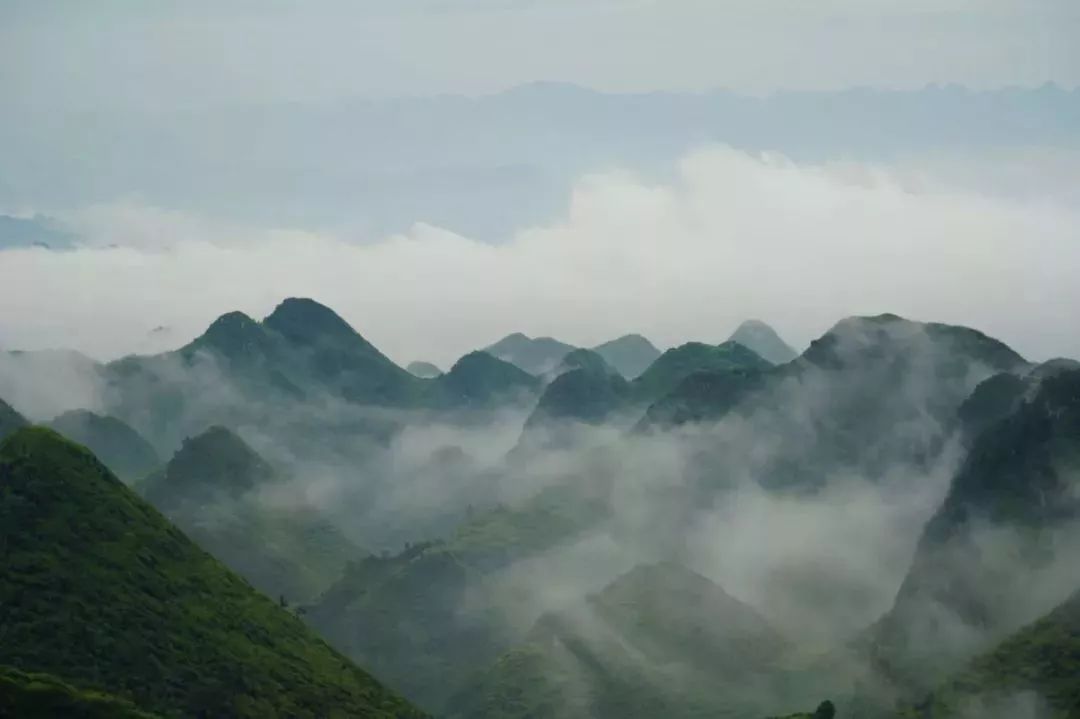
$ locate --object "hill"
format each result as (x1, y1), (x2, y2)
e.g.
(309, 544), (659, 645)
(590, 334), (661, 379)
(305, 543), (506, 713)
(446, 562), (788, 719)
(555, 348), (620, 378)
(406, 361), (443, 378)
(0, 665), (160, 718)
(0, 427), (425, 718)
(631, 341), (771, 402)
(0, 397), (28, 442)
(869, 363), (1080, 697)
(485, 333), (577, 375)
(139, 426), (360, 603)
(909, 588), (1080, 718)
(527, 369), (631, 426)
(728, 320), (798, 365)
(644, 315), (1028, 491)
(103, 298), (429, 451)
(433, 351), (541, 408)
(46, 410), (159, 483)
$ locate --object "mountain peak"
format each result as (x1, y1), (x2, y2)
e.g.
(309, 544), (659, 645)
(728, 319), (798, 365)
(189, 310), (269, 360)
(263, 297), (360, 344)
(143, 425), (276, 509)
(591, 334), (661, 379)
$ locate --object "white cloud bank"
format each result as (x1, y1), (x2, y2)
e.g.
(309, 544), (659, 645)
(1, 145), (1077, 366)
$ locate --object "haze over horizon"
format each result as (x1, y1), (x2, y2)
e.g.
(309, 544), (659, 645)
(2, 1), (1079, 364)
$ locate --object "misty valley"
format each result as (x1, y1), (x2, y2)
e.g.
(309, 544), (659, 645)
(2, 298), (1079, 718)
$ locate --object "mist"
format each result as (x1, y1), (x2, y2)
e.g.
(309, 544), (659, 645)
(3, 146), (1079, 369)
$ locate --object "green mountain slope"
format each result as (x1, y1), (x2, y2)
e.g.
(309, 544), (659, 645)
(46, 410), (159, 483)
(909, 588), (1080, 718)
(639, 366), (772, 428)
(590, 334), (661, 379)
(103, 298), (429, 451)
(728, 320), (798, 365)
(433, 351), (540, 407)
(447, 562), (788, 719)
(305, 543), (506, 714)
(525, 369), (631, 429)
(0, 427), (425, 718)
(632, 341), (771, 403)
(0, 665), (159, 719)
(555, 348), (619, 378)
(139, 426), (359, 602)
(0, 397), (28, 442)
(870, 364), (1080, 696)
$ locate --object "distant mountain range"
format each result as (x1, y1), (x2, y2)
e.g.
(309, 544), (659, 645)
(6, 84), (1078, 239)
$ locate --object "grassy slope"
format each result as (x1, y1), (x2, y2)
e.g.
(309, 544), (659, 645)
(447, 563), (789, 719)
(0, 665), (160, 719)
(0, 427), (425, 719)
(910, 589), (1080, 717)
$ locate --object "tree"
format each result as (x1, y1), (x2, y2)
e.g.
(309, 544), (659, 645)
(813, 700), (836, 719)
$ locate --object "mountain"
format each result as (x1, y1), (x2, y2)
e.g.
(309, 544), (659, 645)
(432, 351), (541, 408)
(446, 562), (788, 719)
(260, 297), (424, 405)
(555, 348), (620, 378)
(46, 410), (159, 483)
(0, 427), (425, 718)
(526, 368), (631, 429)
(639, 366), (772, 428)
(0, 665), (159, 718)
(909, 587), (1080, 718)
(0, 397), (28, 442)
(869, 363), (1080, 697)
(485, 333), (577, 375)
(103, 297), (429, 451)
(406, 361), (443, 378)
(305, 543), (506, 714)
(643, 315), (1028, 492)
(728, 320), (798, 365)
(140, 426), (360, 602)
(590, 335), (661, 379)
(631, 340), (771, 403)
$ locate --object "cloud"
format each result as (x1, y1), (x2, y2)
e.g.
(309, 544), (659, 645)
(1, 145), (1078, 367)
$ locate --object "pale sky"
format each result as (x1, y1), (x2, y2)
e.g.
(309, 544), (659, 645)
(2, 0), (1078, 110)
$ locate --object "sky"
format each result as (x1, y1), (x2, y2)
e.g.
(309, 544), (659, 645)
(2, 146), (1078, 366)
(1, 0), (1078, 110)
(1, 2), (1079, 366)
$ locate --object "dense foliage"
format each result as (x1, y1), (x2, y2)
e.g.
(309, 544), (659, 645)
(0, 427), (425, 718)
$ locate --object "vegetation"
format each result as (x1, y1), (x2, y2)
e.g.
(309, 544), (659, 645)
(871, 365), (1080, 697)
(138, 425), (360, 602)
(432, 351), (540, 407)
(0, 397), (28, 442)
(631, 341), (771, 402)
(524, 368), (631, 430)
(910, 589), (1080, 717)
(447, 562), (790, 719)
(0, 665), (159, 718)
(46, 409), (159, 483)
(0, 427), (425, 718)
